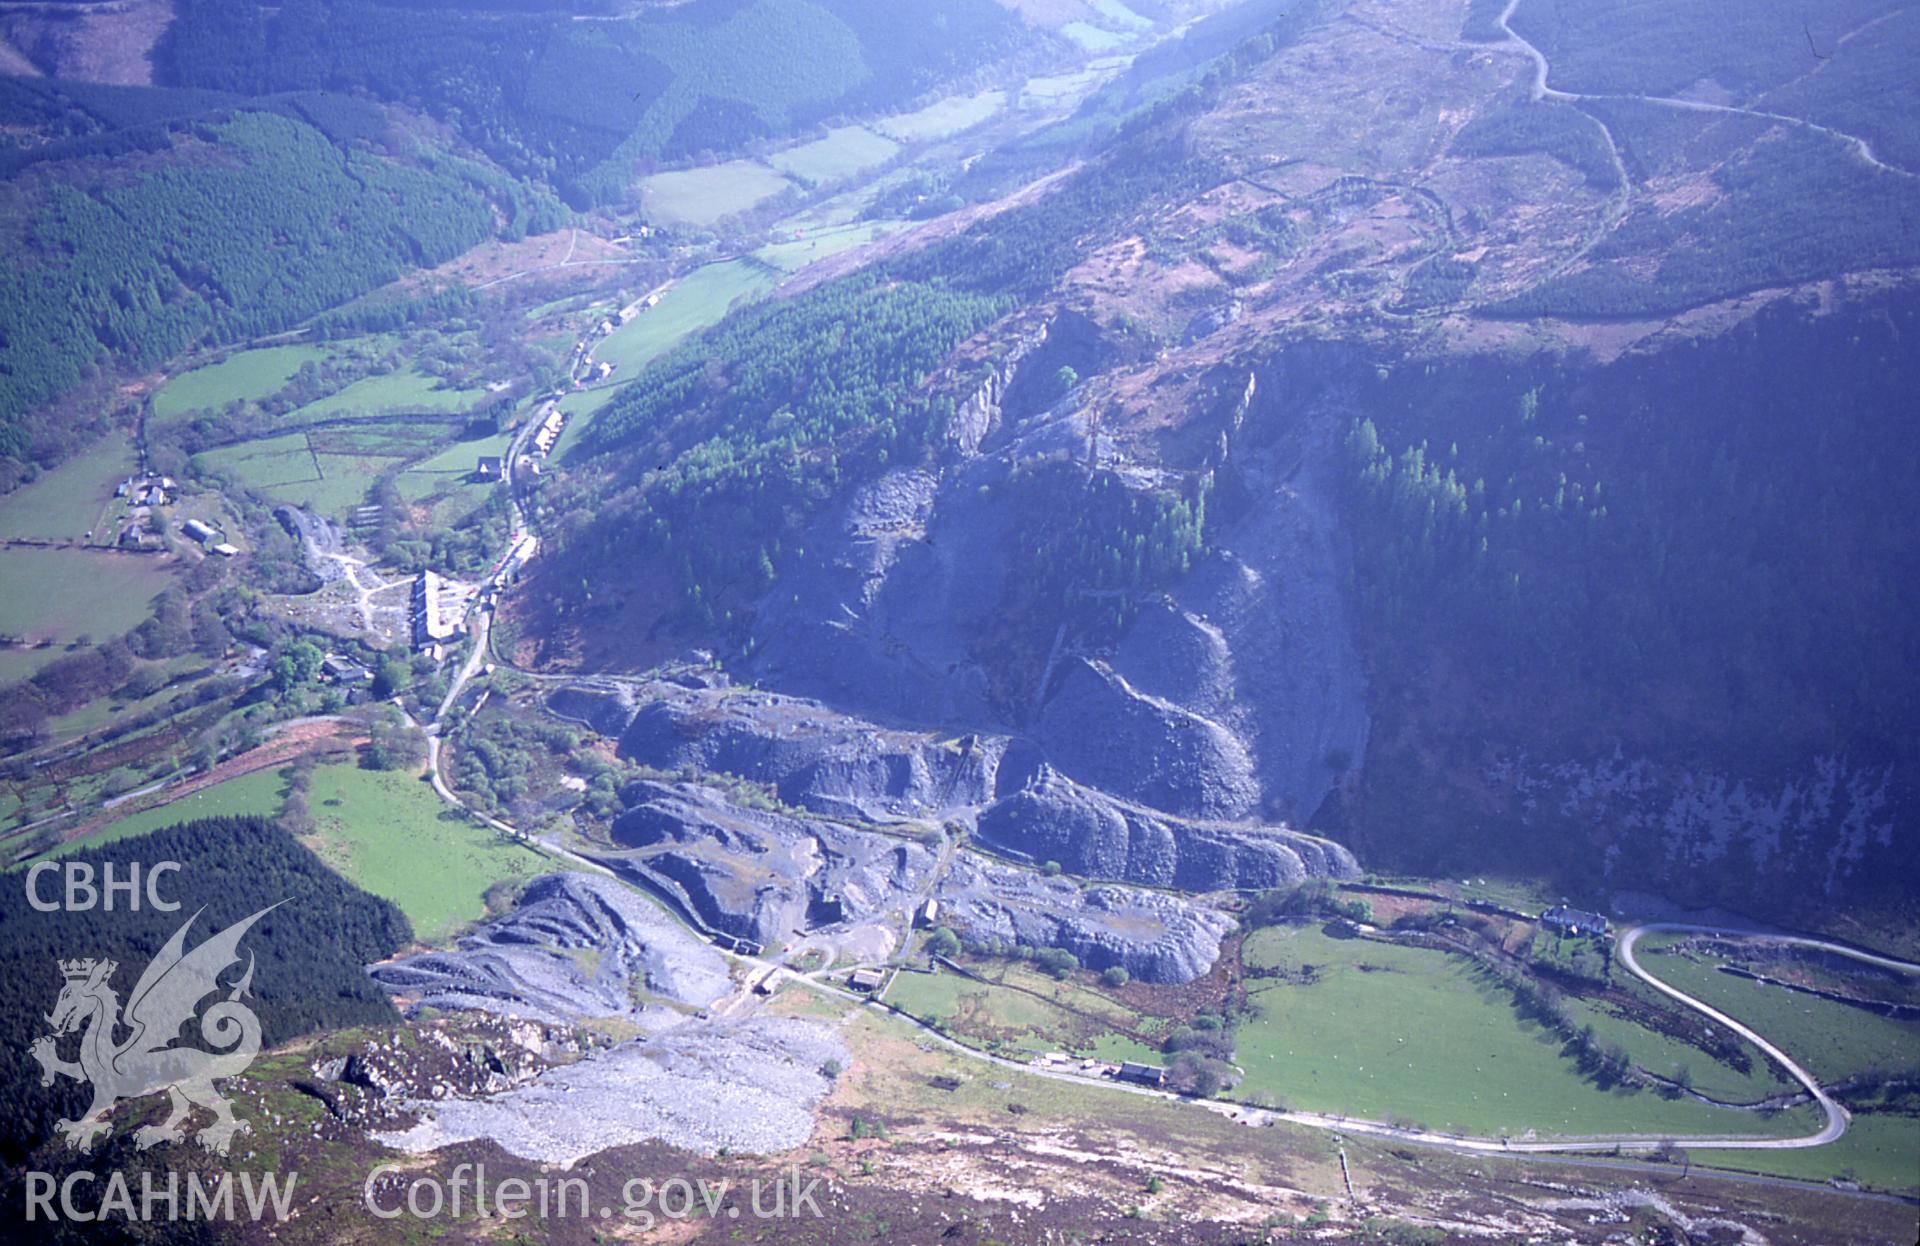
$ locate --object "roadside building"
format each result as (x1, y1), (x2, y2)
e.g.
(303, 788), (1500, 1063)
(474, 455), (505, 482)
(1117, 1062), (1166, 1087)
(1540, 905), (1610, 937)
(412, 569), (461, 653)
(847, 968), (887, 993)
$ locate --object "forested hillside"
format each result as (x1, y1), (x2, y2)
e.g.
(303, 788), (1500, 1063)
(1334, 293), (1920, 909)
(0, 816), (410, 1161)
(535, 126), (1231, 650)
(158, 0), (1031, 203)
(0, 106), (553, 463)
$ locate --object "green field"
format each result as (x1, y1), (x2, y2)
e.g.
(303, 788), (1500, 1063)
(0, 435), (136, 542)
(62, 766), (289, 857)
(875, 89), (1008, 141)
(298, 764), (545, 944)
(1061, 21), (1130, 52)
(397, 431), (513, 521)
(1634, 941), (1920, 1085)
(637, 160), (793, 227)
(1019, 68), (1107, 107)
(1089, 0), (1151, 29)
(1693, 1109), (1920, 1196)
(0, 547), (175, 645)
(197, 432), (322, 490)
(36, 761), (545, 942)
(754, 220), (903, 272)
(1234, 926), (1807, 1139)
(768, 126), (900, 185)
(285, 368), (486, 423)
(884, 960), (1162, 1064)
(591, 260), (778, 378)
(1561, 991), (1790, 1105)
(198, 425), (454, 517)
(151, 344), (329, 424)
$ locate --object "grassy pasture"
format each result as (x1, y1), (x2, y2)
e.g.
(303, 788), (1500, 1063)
(1020, 68), (1106, 106)
(0, 434), (136, 543)
(397, 431), (512, 522)
(285, 369), (486, 423)
(0, 547), (175, 645)
(754, 219), (903, 272)
(150, 344), (329, 424)
(1233, 926), (1805, 1139)
(1561, 991), (1789, 1105)
(1694, 1108), (1920, 1196)
(296, 763), (545, 943)
(72, 766), (288, 856)
(874, 89), (1007, 141)
(1062, 21), (1130, 51)
(590, 259), (777, 377)
(198, 423), (460, 517)
(197, 432), (323, 490)
(1089, 0), (1151, 29)
(40, 761), (543, 943)
(1633, 939), (1920, 1085)
(637, 160), (793, 227)
(768, 126), (899, 185)
(884, 960), (1163, 1064)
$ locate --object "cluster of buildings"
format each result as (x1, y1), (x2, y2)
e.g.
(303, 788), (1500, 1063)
(113, 473), (174, 549)
(115, 473), (173, 507)
(531, 405), (567, 457)
(111, 474), (239, 556)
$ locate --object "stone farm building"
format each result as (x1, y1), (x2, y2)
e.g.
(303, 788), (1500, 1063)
(1541, 905), (1610, 937)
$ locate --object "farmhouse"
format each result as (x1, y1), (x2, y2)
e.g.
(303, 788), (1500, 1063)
(848, 967), (887, 993)
(1541, 905), (1610, 937)
(1117, 1062), (1166, 1087)
(474, 455), (505, 482)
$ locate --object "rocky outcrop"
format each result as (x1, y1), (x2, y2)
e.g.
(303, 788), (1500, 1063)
(549, 670), (1362, 899)
(1036, 658), (1260, 818)
(974, 766), (1359, 891)
(1488, 750), (1899, 895)
(600, 780), (936, 948)
(368, 873), (731, 1026)
(933, 854), (1234, 984)
(617, 682), (1000, 822)
(586, 768), (1251, 983)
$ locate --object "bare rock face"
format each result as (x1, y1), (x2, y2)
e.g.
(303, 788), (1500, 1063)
(602, 780), (937, 949)
(369, 873), (731, 1025)
(973, 766), (1359, 891)
(553, 672), (1361, 906)
(933, 855), (1235, 985)
(618, 681), (999, 823)
(1035, 658), (1261, 819)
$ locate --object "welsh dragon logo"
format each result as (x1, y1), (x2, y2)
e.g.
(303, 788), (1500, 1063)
(30, 902), (281, 1155)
